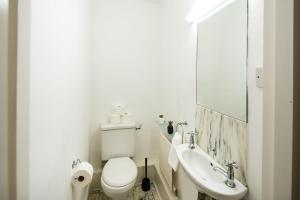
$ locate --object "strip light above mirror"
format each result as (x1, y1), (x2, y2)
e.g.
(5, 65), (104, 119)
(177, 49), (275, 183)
(186, 0), (236, 23)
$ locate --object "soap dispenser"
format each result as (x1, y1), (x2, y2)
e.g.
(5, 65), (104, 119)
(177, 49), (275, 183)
(167, 121), (174, 134)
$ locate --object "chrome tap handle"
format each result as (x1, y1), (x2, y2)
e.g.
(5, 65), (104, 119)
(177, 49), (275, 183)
(225, 160), (239, 169)
(224, 160), (238, 188)
(187, 131), (196, 149)
(213, 160), (239, 188)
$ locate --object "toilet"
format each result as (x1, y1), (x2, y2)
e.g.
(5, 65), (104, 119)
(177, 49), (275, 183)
(100, 122), (138, 200)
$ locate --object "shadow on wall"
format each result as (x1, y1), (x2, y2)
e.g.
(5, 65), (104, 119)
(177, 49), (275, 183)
(90, 130), (102, 169)
(89, 129), (102, 190)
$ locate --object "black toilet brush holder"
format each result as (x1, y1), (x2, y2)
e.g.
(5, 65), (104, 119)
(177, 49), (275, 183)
(141, 158), (150, 192)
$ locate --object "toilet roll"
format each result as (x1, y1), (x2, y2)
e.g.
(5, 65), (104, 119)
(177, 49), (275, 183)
(71, 162), (93, 189)
(122, 112), (132, 123)
(113, 105), (125, 115)
(109, 114), (121, 125)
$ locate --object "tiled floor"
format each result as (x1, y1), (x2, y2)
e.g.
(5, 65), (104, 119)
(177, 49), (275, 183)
(88, 183), (161, 200)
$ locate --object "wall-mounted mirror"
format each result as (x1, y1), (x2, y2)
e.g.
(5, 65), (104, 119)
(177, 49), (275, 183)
(196, 0), (248, 121)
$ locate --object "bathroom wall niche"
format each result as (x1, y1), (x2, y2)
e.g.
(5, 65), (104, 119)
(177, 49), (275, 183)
(196, 0), (248, 122)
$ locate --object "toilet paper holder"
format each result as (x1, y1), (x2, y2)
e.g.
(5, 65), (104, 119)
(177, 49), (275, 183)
(72, 159), (81, 169)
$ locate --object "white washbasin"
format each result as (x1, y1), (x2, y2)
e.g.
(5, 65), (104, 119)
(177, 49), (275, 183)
(176, 144), (247, 200)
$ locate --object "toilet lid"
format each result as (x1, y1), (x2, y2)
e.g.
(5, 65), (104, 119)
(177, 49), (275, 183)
(102, 157), (137, 187)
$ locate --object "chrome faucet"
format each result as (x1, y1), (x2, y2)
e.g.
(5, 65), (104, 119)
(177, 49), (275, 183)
(213, 160), (238, 188)
(189, 132), (195, 149)
(187, 129), (199, 149)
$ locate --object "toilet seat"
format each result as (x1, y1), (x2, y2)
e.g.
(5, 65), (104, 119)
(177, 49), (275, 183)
(101, 176), (136, 195)
(101, 157), (137, 188)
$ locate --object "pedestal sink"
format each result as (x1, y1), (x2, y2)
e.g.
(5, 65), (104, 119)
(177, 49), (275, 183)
(176, 144), (247, 200)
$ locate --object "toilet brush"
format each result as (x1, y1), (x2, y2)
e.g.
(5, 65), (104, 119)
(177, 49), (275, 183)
(142, 158), (150, 192)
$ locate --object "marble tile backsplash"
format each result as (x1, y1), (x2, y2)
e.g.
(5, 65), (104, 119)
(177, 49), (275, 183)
(195, 106), (247, 185)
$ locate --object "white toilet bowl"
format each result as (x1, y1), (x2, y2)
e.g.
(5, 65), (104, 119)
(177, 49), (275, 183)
(101, 157), (137, 200)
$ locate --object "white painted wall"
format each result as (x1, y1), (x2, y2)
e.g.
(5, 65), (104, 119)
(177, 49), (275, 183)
(17, 0), (92, 199)
(17, 0), (30, 199)
(246, 0), (263, 200)
(159, 1), (209, 199)
(263, 0), (294, 199)
(160, 0), (198, 131)
(0, 1), (9, 199)
(89, 0), (162, 168)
